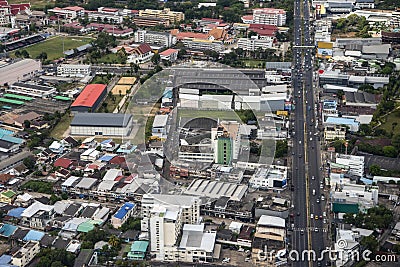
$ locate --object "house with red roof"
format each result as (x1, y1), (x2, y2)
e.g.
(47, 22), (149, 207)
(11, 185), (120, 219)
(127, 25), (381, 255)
(160, 48), (178, 62)
(54, 158), (73, 169)
(127, 43), (153, 64)
(48, 6), (84, 20)
(71, 84), (107, 113)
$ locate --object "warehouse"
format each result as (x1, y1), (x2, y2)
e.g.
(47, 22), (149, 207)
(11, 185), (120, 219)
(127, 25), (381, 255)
(0, 59), (42, 86)
(71, 84), (107, 113)
(7, 82), (56, 98)
(70, 113), (133, 136)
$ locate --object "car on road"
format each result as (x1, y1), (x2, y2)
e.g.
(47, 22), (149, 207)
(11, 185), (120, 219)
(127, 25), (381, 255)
(310, 213), (314, 219)
(300, 229), (304, 235)
(321, 195), (325, 201)
(311, 175), (315, 180)
(315, 215), (319, 220)
(316, 198), (320, 203)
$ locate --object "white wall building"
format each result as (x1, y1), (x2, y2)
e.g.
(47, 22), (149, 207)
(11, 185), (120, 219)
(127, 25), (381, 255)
(134, 30), (175, 47)
(249, 165), (287, 190)
(237, 37), (274, 51)
(324, 125), (346, 140)
(335, 154), (365, 177)
(253, 8), (286, 26)
(331, 184), (379, 212)
(57, 64), (91, 78)
(7, 82), (56, 98)
(11, 241), (40, 267)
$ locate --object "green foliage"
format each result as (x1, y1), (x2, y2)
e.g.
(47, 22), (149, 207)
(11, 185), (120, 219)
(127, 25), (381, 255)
(23, 157), (36, 170)
(21, 180), (54, 194)
(35, 248), (75, 267)
(79, 228), (107, 244)
(369, 164), (382, 176)
(360, 235), (379, 252)
(333, 14), (371, 37)
(392, 134), (400, 150)
(275, 140), (288, 158)
(383, 145), (398, 158)
(50, 194), (62, 204)
(236, 109), (256, 124)
(120, 217), (141, 232)
(343, 205), (393, 230)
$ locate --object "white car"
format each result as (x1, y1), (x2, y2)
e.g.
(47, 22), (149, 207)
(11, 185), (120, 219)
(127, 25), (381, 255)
(222, 258), (230, 263)
(310, 213), (314, 219)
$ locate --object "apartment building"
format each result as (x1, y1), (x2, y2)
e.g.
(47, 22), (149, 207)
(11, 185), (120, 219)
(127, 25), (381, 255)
(181, 38), (224, 52)
(253, 8), (286, 26)
(133, 16), (169, 27)
(237, 37), (273, 51)
(57, 64), (91, 78)
(111, 202), (136, 228)
(11, 241), (40, 267)
(86, 7), (123, 24)
(141, 194), (200, 232)
(48, 6), (84, 20)
(134, 30), (175, 47)
(139, 8), (184, 24)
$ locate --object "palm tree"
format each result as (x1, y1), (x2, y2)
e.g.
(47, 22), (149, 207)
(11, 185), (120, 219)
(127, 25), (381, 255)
(108, 235), (119, 248)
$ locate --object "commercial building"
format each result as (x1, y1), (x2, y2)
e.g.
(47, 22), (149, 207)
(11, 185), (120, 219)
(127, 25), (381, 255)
(331, 184), (378, 214)
(0, 59), (41, 86)
(11, 241), (40, 267)
(181, 38), (224, 52)
(48, 6), (84, 19)
(212, 121), (241, 165)
(184, 179), (247, 201)
(252, 8), (286, 26)
(57, 64), (91, 78)
(160, 48), (178, 62)
(71, 84), (107, 113)
(7, 82), (56, 98)
(249, 166), (287, 190)
(133, 16), (169, 27)
(139, 8), (184, 24)
(324, 116), (360, 132)
(70, 113), (133, 136)
(111, 202), (135, 228)
(324, 125), (346, 140)
(134, 30), (175, 47)
(86, 7), (123, 24)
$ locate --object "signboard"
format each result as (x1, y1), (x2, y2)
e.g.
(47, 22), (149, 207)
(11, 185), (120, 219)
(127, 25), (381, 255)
(277, 110), (289, 116)
(327, 147), (335, 152)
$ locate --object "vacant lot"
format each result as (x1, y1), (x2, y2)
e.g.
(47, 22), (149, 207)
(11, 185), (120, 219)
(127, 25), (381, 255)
(50, 113), (72, 139)
(13, 36), (94, 60)
(8, 0), (53, 9)
(378, 109), (400, 136)
(241, 59), (265, 68)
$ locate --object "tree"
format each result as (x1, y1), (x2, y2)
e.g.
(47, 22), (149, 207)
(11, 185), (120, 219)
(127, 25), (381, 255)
(108, 235), (120, 248)
(383, 146), (398, 158)
(36, 51), (47, 61)
(23, 157), (36, 170)
(360, 235), (378, 252)
(21, 50), (30, 58)
(151, 53), (160, 65)
(369, 164), (382, 176)
(392, 134), (400, 150)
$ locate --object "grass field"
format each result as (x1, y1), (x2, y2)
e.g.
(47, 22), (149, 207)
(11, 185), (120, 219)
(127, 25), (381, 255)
(12, 36), (94, 60)
(378, 109), (400, 135)
(241, 59), (265, 68)
(98, 95), (124, 113)
(97, 53), (126, 64)
(8, 0), (53, 9)
(50, 113), (72, 139)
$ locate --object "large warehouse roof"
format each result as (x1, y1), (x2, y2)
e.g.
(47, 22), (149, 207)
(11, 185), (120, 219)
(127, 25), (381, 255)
(71, 84), (107, 108)
(71, 113), (132, 127)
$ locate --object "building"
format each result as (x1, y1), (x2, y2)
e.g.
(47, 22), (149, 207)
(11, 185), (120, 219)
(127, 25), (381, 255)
(252, 8), (286, 26)
(127, 241), (149, 260)
(141, 194), (200, 232)
(324, 117), (360, 132)
(139, 8), (184, 24)
(111, 202), (135, 228)
(57, 64), (91, 78)
(134, 30), (174, 47)
(127, 43), (153, 64)
(0, 190), (16, 204)
(48, 6), (84, 19)
(160, 48), (178, 62)
(184, 179), (247, 202)
(7, 82), (56, 98)
(70, 113), (133, 136)
(324, 125), (346, 140)
(20, 201), (55, 230)
(71, 84), (107, 113)
(336, 154), (365, 177)
(355, 0), (374, 9)
(11, 241), (40, 267)
(237, 37), (273, 51)
(133, 16), (169, 27)
(212, 121), (241, 164)
(256, 215), (286, 241)
(0, 59), (41, 86)
(181, 38), (224, 52)
(249, 166), (287, 190)
(331, 184), (378, 214)
(151, 114), (168, 138)
(86, 7), (123, 24)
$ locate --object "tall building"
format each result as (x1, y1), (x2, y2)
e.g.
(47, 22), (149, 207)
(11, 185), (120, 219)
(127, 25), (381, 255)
(253, 8), (286, 26)
(139, 8), (184, 24)
(134, 30), (175, 47)
(212, 121), (241, 165)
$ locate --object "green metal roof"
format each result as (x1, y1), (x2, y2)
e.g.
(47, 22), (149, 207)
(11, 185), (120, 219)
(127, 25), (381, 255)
(3, 93), (33, 101)
(130, 241), (149, 253)
(332, 203), (359, 214)
(54, 95), (71, 101)
(77, 220), (102, 233)
(0, 98), (24, 105)
(1, 190), (16, 198)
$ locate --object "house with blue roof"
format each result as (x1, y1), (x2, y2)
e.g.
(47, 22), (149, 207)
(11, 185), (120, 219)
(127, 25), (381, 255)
(23, 230), (45, 241)
(116, 141), (136, 154)
(100, 139), (118, 152)
(324, 116), (360, 132)
(7, 207), (26, 218)
(0, 254), (17, 267)
(0, 224), (18, 237)
(111, 202), (135, 228)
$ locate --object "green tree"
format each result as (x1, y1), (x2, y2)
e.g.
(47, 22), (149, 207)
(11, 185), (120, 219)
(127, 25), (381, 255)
(151, 53), (161, 65)
(369, 164), (382, 176)
(23, 120), (31, 128)
(360, 235), (378, 252)
(392, 134), (400, 150)
(383, 146), (398, 158)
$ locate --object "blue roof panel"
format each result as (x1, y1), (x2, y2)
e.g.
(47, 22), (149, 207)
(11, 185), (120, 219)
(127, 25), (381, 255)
(0, 255), (12, 265)
(113, 202), (135, 220)
(98, 155), (115, 162)
(0, 224), (17, 237)
(7, 207), (26, 218)
(23, 230), (45, 241)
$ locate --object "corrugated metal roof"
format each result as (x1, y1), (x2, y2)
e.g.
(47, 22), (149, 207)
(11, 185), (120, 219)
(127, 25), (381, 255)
(71, 84), (107, 108)
(71, 113), (132, 127)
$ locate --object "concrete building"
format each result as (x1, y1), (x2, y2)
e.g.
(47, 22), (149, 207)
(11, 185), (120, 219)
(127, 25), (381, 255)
(111, 202), (135, 228)
(86, 7), (123, 24)
(237, 37), (273, 51)
(160, 48), (178, 62)
(139, 8), (184, 24)
(133, 16), (169, 27)
(11, 241), (40, 267)
(249, 165), (287, 190)
(134, 30), (175, 47)
(355, 0), (374, 9)
(331, 184), (378, 214)
(57, 64), (91, 78)
(127, 43), (153, 64)
(48, 6), (84, 19)
(324, 125), (346, 140)
(0, 59), (41, 86)
(335, 154), (365, 177)
(70, 113), (133, 136)
(181, 38), (224, 52)
(152, 114), (168, 138)
(324, 116), (360, 132)
(7, 82), (56, 98)
(212, 121), (241, 165)
(252, 8), (286, 26)
(256, 215), (286, 240)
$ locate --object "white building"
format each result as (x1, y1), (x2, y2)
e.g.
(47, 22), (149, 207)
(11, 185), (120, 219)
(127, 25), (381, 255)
(237, 37), (274, 51)
(324, 125), (346, 140)
(249, 165), (287, 190)
(335, 154), (365, 177)
(160, 48), (178, 62)
(11, 241), (40, 267)
(57, 64), (91, 78)
(70, 113), (133, 137)
(256, 215), (286, 241)
(252, 8), (286, 26)
(87, 7), (123, 24)
(7, 82), (56, 98)
(152, 114), (169, 138)
(48, 6), (84, 20)
(331, 184), (379, 212)
(181, 38), (224, 52)
(110, 202), (136, 228)
(134, 30), (175, 47)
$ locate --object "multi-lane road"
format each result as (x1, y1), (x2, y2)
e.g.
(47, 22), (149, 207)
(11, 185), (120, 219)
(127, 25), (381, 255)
(291, 0), (328, 266)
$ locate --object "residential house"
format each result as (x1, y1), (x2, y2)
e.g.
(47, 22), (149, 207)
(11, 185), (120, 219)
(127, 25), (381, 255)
(20, 201), (55, 230)
(0, 190), (16, 204)
(11, 241), (40, 267)
(127, 43), (153, 64)
(111, 202), (135, 228)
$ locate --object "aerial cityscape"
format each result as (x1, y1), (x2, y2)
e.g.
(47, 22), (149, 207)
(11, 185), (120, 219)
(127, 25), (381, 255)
(0, 0), (399, 266)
